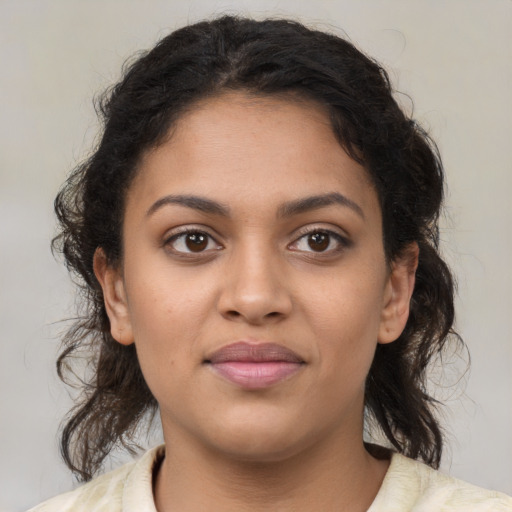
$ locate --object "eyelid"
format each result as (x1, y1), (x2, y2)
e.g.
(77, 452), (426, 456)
(162, 224), (221, 242)
(288, 225), (352, 253)
(162, 225), (223, 255)
(291, 223), (350, 240)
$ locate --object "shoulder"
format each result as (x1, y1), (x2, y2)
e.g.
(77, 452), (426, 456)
(27, 445), (164, 512)
(369, 452), (512, 512)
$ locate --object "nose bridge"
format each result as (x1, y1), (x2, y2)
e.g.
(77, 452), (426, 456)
(218, 234), (292, 323)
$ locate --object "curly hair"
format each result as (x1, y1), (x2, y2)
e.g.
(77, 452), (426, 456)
(53, 15), (460, 481)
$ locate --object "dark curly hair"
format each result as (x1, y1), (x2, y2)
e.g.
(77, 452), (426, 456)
(53, 15), (460, 482)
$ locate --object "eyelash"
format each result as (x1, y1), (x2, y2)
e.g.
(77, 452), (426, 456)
(163, 228), (222, 257)
(289, 227), (351, 255)
(163, 226), (351, 258)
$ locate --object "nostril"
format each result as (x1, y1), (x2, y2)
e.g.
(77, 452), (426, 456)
(218, 286), (293, 323)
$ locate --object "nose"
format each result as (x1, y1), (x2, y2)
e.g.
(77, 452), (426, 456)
(217, 242), (293, 325)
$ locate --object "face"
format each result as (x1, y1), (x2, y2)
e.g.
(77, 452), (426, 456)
(95, 92), (416, 462)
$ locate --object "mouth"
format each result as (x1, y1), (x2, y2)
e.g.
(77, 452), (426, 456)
(204, 341), (305, 390)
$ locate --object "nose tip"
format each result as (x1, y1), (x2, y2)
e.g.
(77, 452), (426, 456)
(217, 254), (293, 325)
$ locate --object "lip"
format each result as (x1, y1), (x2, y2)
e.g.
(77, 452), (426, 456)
(205, 342), (305, 390)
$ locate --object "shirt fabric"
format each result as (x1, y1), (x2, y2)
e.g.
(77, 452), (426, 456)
(28, 445), (512, 511)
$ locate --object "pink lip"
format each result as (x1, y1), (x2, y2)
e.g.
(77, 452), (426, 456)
(205, 342), (305, 390)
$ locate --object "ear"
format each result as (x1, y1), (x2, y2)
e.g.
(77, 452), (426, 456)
(378, 243), (419, 344)
(93, 248), (134, 346)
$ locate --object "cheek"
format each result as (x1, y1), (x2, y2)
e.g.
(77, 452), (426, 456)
(304, 272), (385, 338)
(301, 268), (386, 377)
(125, 257), (215, 334)
(123, 259), (227, 373)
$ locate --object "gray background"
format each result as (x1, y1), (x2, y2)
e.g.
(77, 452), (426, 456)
(1, 1), (511, 510)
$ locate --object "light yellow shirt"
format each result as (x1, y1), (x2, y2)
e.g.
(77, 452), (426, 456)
(29, 445), (512, 511)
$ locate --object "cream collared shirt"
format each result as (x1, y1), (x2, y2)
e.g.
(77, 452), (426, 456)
(29, 445), (512, 511)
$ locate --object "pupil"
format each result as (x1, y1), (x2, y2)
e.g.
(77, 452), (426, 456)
(186, 233), (208, 252)
(308, 232), (329, 251)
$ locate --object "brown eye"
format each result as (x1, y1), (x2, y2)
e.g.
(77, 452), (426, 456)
(289, 229), (350, 255)
(307, 232), (330, 252)
(166, 230), (221, 255)
(185, 232), (208, 252)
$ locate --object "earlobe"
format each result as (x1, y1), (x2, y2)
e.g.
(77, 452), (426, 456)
(378, 243), (419, 344)
(93, 248), (134, 346)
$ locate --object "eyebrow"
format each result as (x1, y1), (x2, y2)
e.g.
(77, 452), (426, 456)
(146, 192), (364, 219)
(277, 192), (365, 219)
(146, 194), (230, 217)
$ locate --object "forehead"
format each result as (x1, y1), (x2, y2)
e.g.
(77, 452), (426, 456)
(128, 91), (379, 221)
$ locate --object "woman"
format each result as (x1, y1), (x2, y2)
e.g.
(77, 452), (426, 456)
(30, 15), (512, 511)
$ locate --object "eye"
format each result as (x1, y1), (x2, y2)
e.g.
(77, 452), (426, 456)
(290, 229), (349, 254)
(165, 230), (222, 254)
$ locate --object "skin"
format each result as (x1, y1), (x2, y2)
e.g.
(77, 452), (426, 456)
(95, 92), (417, 511)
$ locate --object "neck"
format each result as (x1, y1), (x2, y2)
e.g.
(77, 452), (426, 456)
(154, 425), (389, 512)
